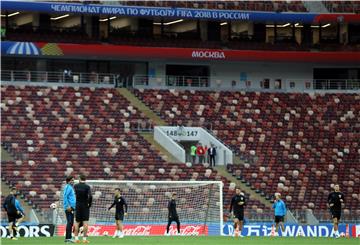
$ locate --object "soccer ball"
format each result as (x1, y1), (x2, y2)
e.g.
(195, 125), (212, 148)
(340, 232), (345, 237)
(103, 231), (109, 236)
(50, 203), (57, 209)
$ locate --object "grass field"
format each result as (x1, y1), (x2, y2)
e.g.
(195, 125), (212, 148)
(1, 236), (359, 245)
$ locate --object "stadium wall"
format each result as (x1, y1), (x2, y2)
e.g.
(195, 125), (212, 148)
(148, 61), (356, 90)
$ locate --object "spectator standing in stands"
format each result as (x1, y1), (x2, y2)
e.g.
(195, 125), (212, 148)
(190, 144), (197, 164)
(196, 143), (205, 164)
(64, 69), (72, 83)
(203, 145), (209, 163)
(208, 144), (217, 167)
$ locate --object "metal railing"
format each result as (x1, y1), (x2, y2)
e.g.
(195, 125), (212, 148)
(133, 75), (210, 87)
(133, 76), (360, 91)
(313, 79), (360, 90)
(0, 70), (116, 86)
(1, 71), (359, 92)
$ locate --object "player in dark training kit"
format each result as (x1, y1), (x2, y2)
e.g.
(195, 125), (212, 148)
(74, 174), (92, 244)
(328, 184), (345, 238)
(108, 188), (128, 238)
(229, 188), (246, 237)
(166, 192), (180, 235)
(2, 188), (25, 240)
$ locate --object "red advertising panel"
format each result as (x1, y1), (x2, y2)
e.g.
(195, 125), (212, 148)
(2, 41), (359, 63)
(352, 225), (360, 238)
(57, 224), (208, 236)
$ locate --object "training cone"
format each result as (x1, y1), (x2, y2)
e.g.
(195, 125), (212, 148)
(345, 224), (350, 238)
(271, 225), (275, 237)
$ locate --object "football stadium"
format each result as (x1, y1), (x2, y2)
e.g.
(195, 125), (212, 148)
(0, 0), (359, 244)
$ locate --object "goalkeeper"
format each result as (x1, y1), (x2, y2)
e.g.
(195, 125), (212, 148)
(108, 188), (128, 238)
(166, 192), (180, 235)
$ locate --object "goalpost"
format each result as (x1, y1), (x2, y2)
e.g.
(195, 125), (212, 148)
(57, 180), (224, 236)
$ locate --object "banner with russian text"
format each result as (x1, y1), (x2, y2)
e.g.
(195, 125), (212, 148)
(2, 41), (359, 63)
(2, 1), (360, 23)
(222, 223), (360, 237)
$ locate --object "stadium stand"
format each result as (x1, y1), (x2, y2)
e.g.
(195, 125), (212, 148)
(4, 0), (358, 51)
(132, 88), (360, 221)
(1, 0), (359, 234)
(0, 195), (7, 223)
(5, 27), (94, 44)
(323, 1), (360, 13)
(0, 85), (269, 221)
(89, 1), (307, 12)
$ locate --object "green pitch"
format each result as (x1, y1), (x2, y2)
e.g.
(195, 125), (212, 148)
(1, 236), (359, 245)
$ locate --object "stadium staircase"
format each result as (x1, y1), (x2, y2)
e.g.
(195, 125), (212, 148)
(117, 88), (166, 126)
(1, 146), (14, 161)
(1, 147), (43, 222)
(214, 166), (272, 209)
(139, 132), (179, 163)
(1, 181), (37, 222)
(118, 89), (274, 209)
(116, 88), (181, 163)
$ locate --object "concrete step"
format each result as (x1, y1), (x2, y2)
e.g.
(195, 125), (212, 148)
(117, 88), (179, 163)
(214, 165), (272, 209)
(1, 181), (43, 223)
(139, 132), (179, 163)
(1, 147), (14, 161)
(116, 88), (166, 126)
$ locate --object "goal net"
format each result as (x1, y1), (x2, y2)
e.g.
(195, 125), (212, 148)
(56, 180), (223, 236)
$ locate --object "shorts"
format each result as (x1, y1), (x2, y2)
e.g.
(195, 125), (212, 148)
(275, 215), (284, 223)
(233, 211), (244, 221)
(75, 206), (90, 222)
(331, 210), (341, 220)
(115, 212), (124, 221)
(168, 216), (180, 223)
(7, 212), (24, 223)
